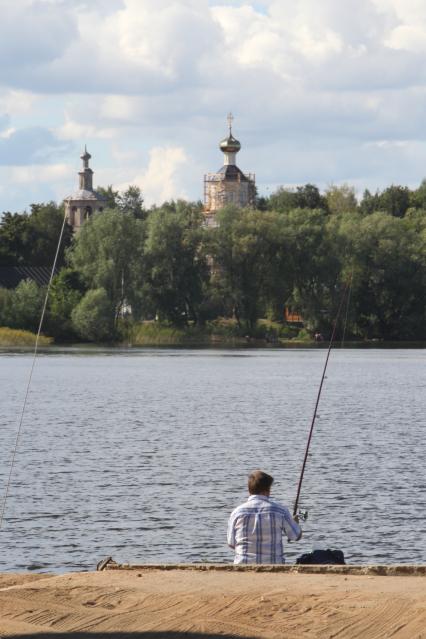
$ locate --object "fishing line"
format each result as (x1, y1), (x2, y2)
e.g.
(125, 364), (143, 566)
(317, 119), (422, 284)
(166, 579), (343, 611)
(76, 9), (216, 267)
(0, 210), (68, 531)
(293, 280), (351, 518)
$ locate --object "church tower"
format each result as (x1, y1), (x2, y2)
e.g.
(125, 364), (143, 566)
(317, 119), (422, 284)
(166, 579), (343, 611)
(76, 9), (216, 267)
(64, 147), (105, 233)
(204, 114), (256, 226)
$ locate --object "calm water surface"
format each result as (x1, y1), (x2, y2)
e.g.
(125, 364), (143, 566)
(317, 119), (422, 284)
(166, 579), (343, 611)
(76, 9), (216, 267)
(0, 347), (425, 571)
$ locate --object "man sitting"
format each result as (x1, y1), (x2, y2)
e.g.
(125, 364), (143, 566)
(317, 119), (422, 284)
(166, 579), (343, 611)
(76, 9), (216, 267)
(227, 470), (302, 564)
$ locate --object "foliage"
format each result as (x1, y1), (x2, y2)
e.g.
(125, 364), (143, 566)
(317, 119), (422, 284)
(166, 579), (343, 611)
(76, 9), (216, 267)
(97, 185), (145, 219)
(71, 288), (116, 341)
(45, 268), (85, 340)
(69, 209), (146, 324)
(325, 184), (358, 215)
(335, 212), (426, 339)
(0, 202), (72, 267)
(118, 185), (145, 219)
(143, 200), (209, 326)
(96, 185), (119, 210)
(0, 280), (45, 333)
(360, 186), (411, 218)
(208, 206), (293, 330)
(283, 208), (342, 334)
(2, 180), (426, 342)
(268, 184), (328, 213)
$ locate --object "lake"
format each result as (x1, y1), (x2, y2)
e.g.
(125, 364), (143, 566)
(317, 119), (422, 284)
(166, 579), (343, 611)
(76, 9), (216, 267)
(1, 347), (425, 571)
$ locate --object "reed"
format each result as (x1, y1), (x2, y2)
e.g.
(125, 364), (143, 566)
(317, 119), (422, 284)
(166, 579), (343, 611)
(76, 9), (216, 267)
(130, 323), (190, 345)
(0, 327), (53, 347)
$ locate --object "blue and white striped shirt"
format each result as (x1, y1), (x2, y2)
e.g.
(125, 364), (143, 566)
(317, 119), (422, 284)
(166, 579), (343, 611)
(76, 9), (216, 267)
(227, 495), (301, 564)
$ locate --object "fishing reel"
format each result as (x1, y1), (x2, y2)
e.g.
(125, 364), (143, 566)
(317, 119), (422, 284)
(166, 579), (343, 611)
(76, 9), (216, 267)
(296, 509), (308, 523)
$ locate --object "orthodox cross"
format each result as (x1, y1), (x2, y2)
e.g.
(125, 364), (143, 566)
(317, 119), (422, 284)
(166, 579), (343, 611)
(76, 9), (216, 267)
(227, 112), (234, 134)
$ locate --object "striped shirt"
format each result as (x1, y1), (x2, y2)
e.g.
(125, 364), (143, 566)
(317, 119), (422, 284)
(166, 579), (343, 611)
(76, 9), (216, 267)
(227, 495), (301, 564)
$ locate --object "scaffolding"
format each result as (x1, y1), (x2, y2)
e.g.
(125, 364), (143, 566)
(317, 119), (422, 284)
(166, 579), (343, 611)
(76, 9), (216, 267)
(203, 170), (256, 218)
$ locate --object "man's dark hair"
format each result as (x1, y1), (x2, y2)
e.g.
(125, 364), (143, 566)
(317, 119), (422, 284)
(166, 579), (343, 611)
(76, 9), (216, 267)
(248, 470), (274, 495)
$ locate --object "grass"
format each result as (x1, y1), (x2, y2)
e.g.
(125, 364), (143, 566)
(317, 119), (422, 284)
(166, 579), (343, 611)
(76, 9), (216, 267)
(129, 322), (209, 346)
(128, 319), (309, 346)
(0, 327), (53, 347)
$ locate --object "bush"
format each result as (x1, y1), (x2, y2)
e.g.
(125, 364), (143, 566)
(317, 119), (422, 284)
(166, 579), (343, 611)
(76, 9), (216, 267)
(3, 280), (45, 332)
(71, 288), (116, 342)
(294, 328), (312, 341)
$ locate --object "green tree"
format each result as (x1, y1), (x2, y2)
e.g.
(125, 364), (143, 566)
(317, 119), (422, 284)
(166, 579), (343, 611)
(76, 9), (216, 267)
(71, 288), (115, 341)
(96, 185), (119, 210)
(46, 268), (85, 340)
(209, 207), (292, 331)
(360, 189), (380, 215)
(26, 202), (73, 266)
(268, 183), (327, 213)
(409, 178), (426, 209)
(335, 211), (426, 339)
(143, 201), (208, 325)
(0, 212), (31, 266)
(0, 287), (13, 325)
(378, 185), (410, 218)
(117, 185), (145, 219)
(360, 186), (411, 217)
(69, 209), (145, 324)
(284, 208), (342, 334)
(325, 184), (358, 215)
(0, 203), (72, 267)
(6, 280), (45, 332)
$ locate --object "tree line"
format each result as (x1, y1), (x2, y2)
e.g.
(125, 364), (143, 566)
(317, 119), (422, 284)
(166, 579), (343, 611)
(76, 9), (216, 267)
(1, 182), (426, 342)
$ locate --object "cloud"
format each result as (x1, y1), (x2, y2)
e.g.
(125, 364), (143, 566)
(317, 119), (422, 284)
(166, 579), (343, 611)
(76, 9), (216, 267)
(0, 127), (71, 165)
(0, 163), (72, 212)
(116, 146), (189, 206)
(0, 1), (78, 74)
(0, 89), (38, 115)
(3, 0), (426, 212)
(0, 0), (221, 94)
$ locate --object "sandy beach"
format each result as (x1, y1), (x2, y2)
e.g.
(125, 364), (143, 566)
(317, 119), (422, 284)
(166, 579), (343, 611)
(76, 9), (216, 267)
(1, 567), (425, 638)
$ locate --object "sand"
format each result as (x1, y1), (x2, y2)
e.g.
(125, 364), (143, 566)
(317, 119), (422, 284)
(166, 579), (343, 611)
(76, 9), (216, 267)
(1, 568), (425, 638)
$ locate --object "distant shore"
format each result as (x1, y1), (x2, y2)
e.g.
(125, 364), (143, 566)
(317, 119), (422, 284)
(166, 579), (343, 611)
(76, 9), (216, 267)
(1, 567), (425, 637)
(1, 333), (426, 350)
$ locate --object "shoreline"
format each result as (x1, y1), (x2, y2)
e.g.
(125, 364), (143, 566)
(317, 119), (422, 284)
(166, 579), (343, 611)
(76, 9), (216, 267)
(97, 559), (426, 577)
(1, 567), (425, 637)
(2, 339), (426, 350)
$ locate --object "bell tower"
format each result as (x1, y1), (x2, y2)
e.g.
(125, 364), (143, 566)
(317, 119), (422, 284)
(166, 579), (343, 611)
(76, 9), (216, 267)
(64, 147), (105, 233)
(203, 114), (256, 226)
(79, 146), (93, 191)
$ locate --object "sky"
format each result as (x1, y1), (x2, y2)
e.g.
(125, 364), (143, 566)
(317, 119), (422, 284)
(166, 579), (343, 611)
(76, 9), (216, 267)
(2, 0), (426, 212)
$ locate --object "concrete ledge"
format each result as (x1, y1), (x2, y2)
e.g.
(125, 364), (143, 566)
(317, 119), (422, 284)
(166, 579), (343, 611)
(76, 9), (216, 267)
(98, 558), (426, 576)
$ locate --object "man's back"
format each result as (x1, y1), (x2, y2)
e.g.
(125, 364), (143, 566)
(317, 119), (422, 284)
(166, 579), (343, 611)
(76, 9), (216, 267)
(227, 494), (301, 564)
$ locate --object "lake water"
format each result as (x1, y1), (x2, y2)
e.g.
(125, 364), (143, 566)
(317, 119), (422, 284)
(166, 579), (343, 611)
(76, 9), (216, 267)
(0, 347), (425, 572)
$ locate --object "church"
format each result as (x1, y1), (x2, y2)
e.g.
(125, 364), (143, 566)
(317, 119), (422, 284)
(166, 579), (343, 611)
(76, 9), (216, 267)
(203, 114), (256, 226)
(64, 147), (105, 232)
(65, 115), (255, 233)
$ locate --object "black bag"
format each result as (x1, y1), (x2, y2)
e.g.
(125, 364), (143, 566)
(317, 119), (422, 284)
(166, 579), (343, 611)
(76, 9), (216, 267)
(296, 549), (345, 565)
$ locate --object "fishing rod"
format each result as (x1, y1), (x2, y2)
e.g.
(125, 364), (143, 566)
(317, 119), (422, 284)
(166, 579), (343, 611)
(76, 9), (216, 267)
(0, 211), (68, 532)
(293, 279), (351, 519)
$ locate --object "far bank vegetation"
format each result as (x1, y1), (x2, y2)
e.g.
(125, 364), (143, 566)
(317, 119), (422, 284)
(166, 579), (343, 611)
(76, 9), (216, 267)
(1, 183), (426, 345)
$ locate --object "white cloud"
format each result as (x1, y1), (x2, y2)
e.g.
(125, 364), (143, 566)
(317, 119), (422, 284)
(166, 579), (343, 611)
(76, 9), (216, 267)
(0, 127), (16, 139)
(3, 0), (426, 212)
(7, 163), (71, 184)
(0, 89), (38, 115)
(57, 113), (119, 141)
(117, 146), (189, 206)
